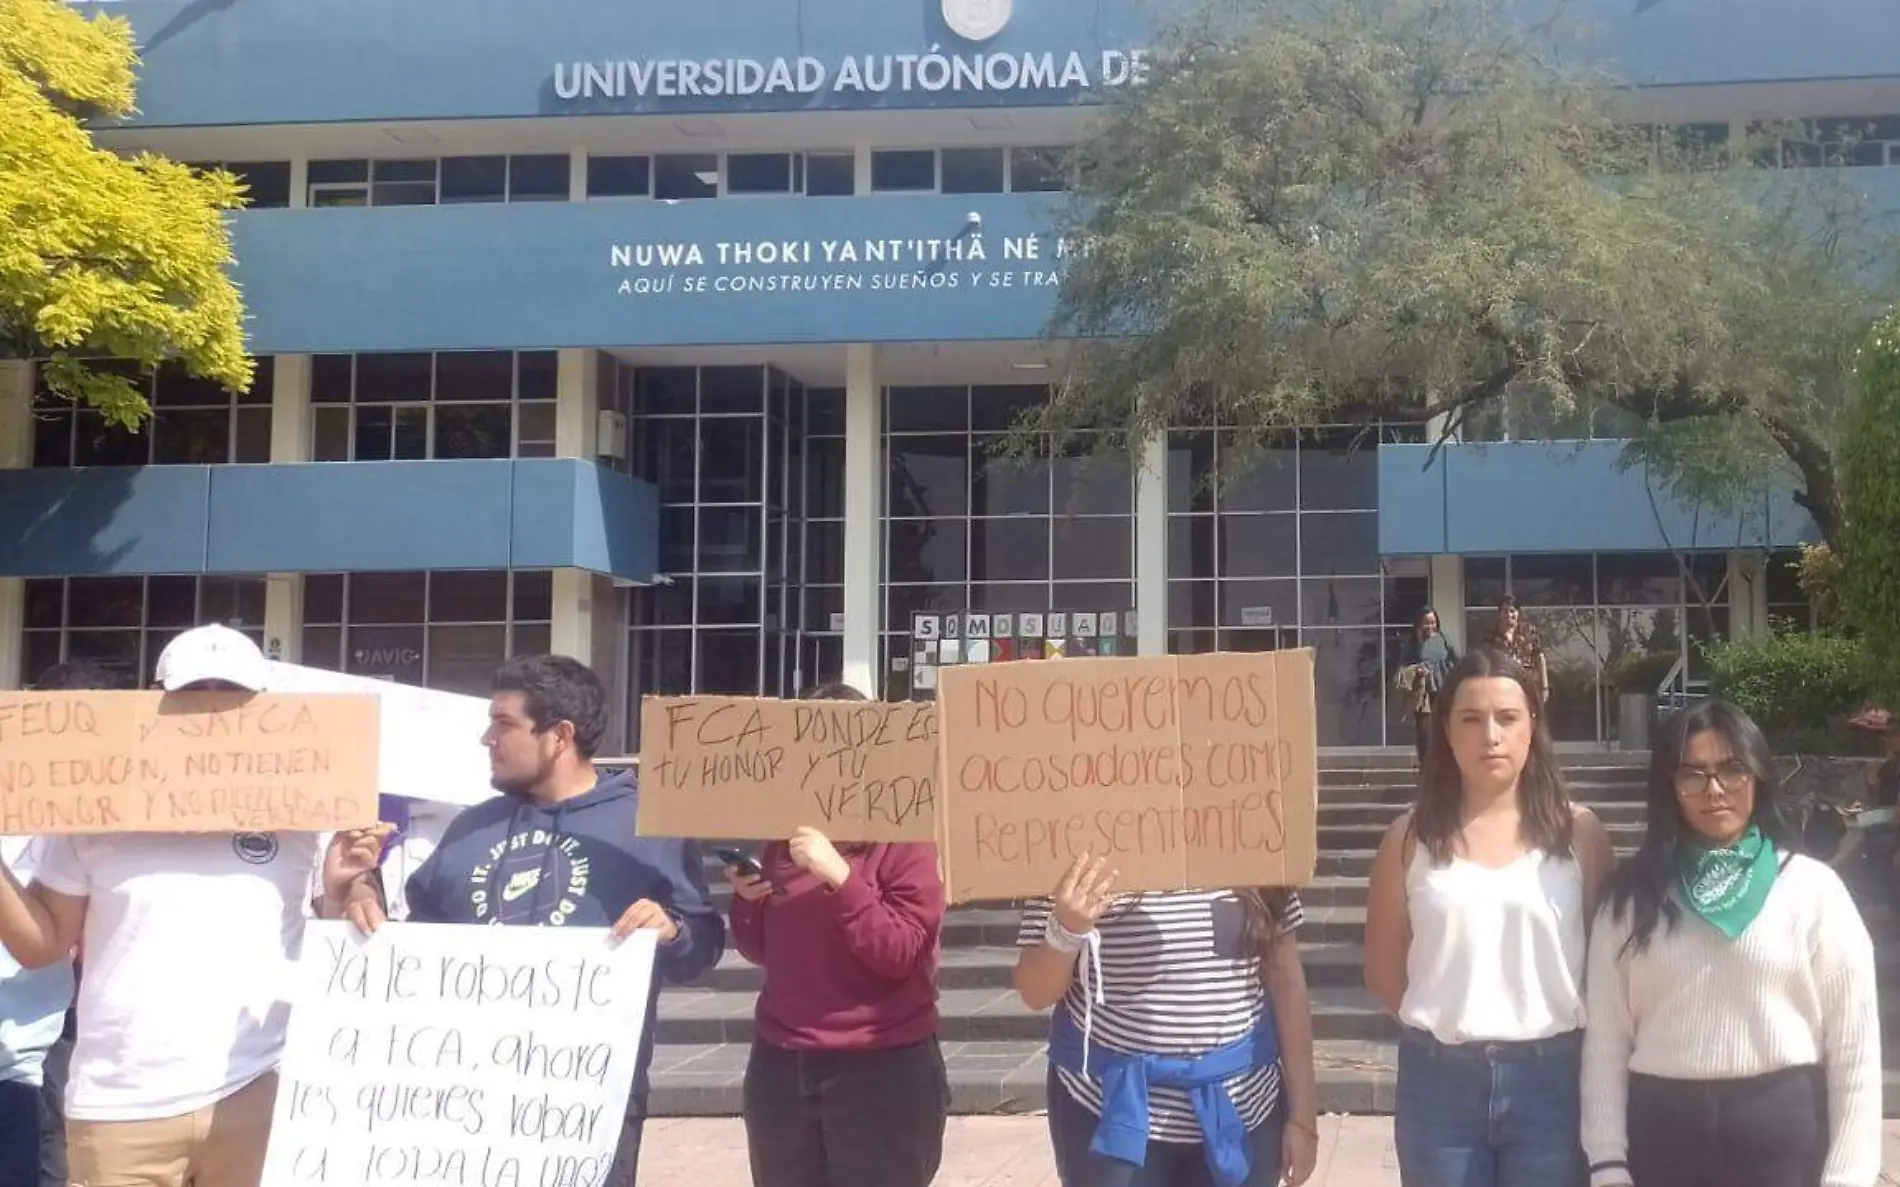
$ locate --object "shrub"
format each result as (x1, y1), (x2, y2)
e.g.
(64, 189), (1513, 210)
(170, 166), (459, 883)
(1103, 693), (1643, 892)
(1702, 632), (1877, 755)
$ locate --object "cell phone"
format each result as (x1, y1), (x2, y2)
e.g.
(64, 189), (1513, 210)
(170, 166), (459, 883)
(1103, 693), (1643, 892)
(713, 847), (763, 878)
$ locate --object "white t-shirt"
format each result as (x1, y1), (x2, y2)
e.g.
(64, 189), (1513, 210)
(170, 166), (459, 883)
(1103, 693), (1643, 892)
(34, 831), (320, 1121)
(0, 838), (75, 1087)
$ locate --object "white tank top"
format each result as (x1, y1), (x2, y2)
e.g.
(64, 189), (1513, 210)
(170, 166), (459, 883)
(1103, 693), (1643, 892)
(1397, 843), (1587, 1044)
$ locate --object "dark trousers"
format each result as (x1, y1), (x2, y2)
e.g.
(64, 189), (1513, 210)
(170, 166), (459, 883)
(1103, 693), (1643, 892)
(602, 1100), (646, 1187)
(1413, 712), (1432, 762)
(0, 1081), (41, 1187)
(1626, 1066), (1826, 1187)
(743, 1038), (948, 1187)
(37, 1034), (69, 1187)
(1047, 1070), (1287, 1187)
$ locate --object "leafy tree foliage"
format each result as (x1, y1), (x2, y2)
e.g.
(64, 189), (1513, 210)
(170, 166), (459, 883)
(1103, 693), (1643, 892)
(1838, 310), (1900, 708)
(1039, 0), (1895, 544)
(1, 0), (251, 424)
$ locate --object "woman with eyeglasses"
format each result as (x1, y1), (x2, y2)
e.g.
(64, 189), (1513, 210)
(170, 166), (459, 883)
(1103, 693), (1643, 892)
(1582, 701), (1881, 1187)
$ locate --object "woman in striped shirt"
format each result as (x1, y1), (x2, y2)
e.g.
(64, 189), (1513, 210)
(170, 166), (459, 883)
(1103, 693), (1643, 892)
(1014, 857), (1319, 1187)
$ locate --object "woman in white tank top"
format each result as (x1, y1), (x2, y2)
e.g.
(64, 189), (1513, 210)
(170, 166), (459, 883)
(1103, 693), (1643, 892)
(1363, 648), (1614, 1187)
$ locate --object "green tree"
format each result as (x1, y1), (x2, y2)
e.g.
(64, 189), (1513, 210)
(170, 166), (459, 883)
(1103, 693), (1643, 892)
(1, 0), (251, 425)
(1035, 0), (1894, 545)
(1838, 310), (1900, 707)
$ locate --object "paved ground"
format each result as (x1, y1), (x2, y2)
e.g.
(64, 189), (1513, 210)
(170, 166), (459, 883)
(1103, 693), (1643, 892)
(639, 1115), (1900, 1185)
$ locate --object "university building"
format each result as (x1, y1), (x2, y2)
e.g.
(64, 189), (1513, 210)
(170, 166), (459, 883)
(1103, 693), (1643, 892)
(1, 0), (1892, 749)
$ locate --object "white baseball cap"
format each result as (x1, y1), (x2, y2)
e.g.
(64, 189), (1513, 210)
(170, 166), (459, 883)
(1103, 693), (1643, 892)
(155, 624), (270, 692)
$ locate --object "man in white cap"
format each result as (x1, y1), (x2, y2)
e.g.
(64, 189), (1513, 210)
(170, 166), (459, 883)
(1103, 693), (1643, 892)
(0, 624), (389, 1187)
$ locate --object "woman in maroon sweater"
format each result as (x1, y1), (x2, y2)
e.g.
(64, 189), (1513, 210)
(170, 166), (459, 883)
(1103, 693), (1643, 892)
(725, 683), (949, 1187)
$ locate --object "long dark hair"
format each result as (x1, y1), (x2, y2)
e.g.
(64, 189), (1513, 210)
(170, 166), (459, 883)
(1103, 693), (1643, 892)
(1601, 700), (1794, 956)
(1412, 648), (1574, 864)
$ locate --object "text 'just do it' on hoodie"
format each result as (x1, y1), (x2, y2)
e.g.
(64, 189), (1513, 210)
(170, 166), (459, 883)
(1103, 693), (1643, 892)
(403, 768), (725, 1107)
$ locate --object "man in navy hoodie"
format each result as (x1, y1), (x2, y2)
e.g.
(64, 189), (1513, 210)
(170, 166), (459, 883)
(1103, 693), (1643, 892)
(354, 654), (723, 1187)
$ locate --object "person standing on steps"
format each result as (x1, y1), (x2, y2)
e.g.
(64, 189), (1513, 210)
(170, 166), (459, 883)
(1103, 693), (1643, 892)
(1402, 608), (1459, 765)
(1486, 595), (1548, 709)
(347, 654), (724, 1187)
(0, 625), (391, 1187)
(724, 682), (949, 1187)
(1581, 701), (1880, 1187)
(1363, 648), (1615, 1187)
(1014, 858), (1321, 1187)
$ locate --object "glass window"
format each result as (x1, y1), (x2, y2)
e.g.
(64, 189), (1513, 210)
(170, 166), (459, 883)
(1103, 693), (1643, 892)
(727, 153), (794, 194)
(970, 518), (1050, 582)
(888, 386), (969, 434)
(654, 154), (719, 200)
(229, 161), (292, 209)
(1510, 554), (1595, 606)
(371, 159), (437, 206)
(1597, 553), (1682, 605)
(889, 519), (967, 585)
(304, 574), (345, 624)
(434, 404), (512, 459)
(427, 625), (507, 695)
(804, 152), (855, 196)
(1219, 580), (1299, 629)
(697, 506), (764, 573)
(1167, 431), (1216, 514)
(349, 571), (427, 625)
(434, 351), (513, 402)
(518, 352), (558, 402)
(1219, 438), (1297, 512)
(1216, 514), (1298, 579)
(28, 577), (265, 687)
(969, 385), (1047, 433)
(696, 630), (761, 695)
(355, 353), (432, 403)
(972, 444), (1051, 515)
(1052, 516), (1132, 581)
(588, 155), (651, 199)
(1301, 575), (1385, 627)
(73, 412), (145, 467)
(440, 156), (507, 203)
(698, 419), (764, 502)
(888, 436), (969, 519)
(871, 150), (936, 192)
(308, 159), (368, 185)
(1300, 513), (1379, 576)
(940, 148), (1005, 194)
(699, 366), (764, 415)
(1010, 146), (1068, 192)
(1298, 436), (1378, 510)
(508, 154), (570, 202)
(513, 571), (553, 621)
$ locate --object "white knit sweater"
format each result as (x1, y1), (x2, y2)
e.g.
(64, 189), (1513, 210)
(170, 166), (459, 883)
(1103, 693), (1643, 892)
(1581, 854), (1882, 1187)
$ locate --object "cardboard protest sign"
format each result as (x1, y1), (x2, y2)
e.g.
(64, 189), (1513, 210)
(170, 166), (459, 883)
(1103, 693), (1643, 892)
(264, 662), (496, 808)
(635, 695), (937, 842)
(0, 690), (378, 834)
(936, 651), (1318, 902)
(261, 922), (656, 1187)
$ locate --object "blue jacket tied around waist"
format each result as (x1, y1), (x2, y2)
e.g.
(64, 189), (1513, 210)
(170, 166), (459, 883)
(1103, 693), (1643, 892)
(1048, 1002), (1282, 1187)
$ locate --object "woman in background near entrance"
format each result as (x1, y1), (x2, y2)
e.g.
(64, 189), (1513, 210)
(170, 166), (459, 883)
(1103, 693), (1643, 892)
(1364, 649), (1615, 1187)
(723, 682), (949, 1187)
(1013, 864), (1320, 1187)
(1405, 609), (1459, 764)
(1581, 702), (1880, 1187)
(1486, 595), (1548, 708)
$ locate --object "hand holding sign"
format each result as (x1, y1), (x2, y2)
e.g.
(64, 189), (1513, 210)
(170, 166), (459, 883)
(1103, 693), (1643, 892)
(321, 824), (395, 905)
(1052, 853), (1119, 935)
(788, 827), (851, 889)
(609, 899), (679, 944)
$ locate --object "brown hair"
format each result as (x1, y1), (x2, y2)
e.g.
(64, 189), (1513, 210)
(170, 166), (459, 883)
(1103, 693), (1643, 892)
(1238, 888), (1295, 982)
(1412, 647), (1574, 864)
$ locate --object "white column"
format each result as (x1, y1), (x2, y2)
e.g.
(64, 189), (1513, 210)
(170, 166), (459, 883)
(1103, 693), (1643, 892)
(569, 151), (588, 202)
(551, 569), (594, 661)
(1727, 549), (1769, 638)
(1134, 434), (1167, 655)
(0, 362), (30, 687)
(555, 348), (600, 459)
(843, 344), (881, 696)
(287, 158), (309, 210)
(1429, 555), (1467, 652)
(265, 355), (312, 662)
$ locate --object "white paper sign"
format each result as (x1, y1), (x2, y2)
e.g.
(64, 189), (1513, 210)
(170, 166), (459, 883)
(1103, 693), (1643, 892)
(264, 662), (495, 807)
(261, 922), (658, 1187)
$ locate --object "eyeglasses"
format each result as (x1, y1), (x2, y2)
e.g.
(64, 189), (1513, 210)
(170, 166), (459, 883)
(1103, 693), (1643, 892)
(1673, 762), (1754, 798)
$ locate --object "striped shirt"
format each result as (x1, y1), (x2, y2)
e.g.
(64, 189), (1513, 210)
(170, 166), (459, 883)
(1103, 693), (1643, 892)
(1017, 889), (1305, 1143)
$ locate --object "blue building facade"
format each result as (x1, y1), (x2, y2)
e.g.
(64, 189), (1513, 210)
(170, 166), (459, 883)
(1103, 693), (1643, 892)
(1, 0), (1886, 746)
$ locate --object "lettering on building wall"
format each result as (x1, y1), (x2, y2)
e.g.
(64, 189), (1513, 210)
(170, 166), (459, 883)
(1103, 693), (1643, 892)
(608, 234), (1083, 297)
(552, 49), (1148, 103)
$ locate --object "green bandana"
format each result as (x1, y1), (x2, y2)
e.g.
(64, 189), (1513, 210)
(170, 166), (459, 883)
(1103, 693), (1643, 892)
(1677, 825), (1779, 939)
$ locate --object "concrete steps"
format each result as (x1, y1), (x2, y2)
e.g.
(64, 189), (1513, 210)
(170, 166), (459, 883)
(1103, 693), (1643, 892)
(649, 754), (1900, 1118)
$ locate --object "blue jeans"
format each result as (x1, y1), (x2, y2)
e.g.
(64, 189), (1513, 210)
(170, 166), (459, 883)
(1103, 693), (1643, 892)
(1394, 1028), (1586, 1187)
(0, 1079), (41, 1187)
(1046, 1069), (1286, 1187)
